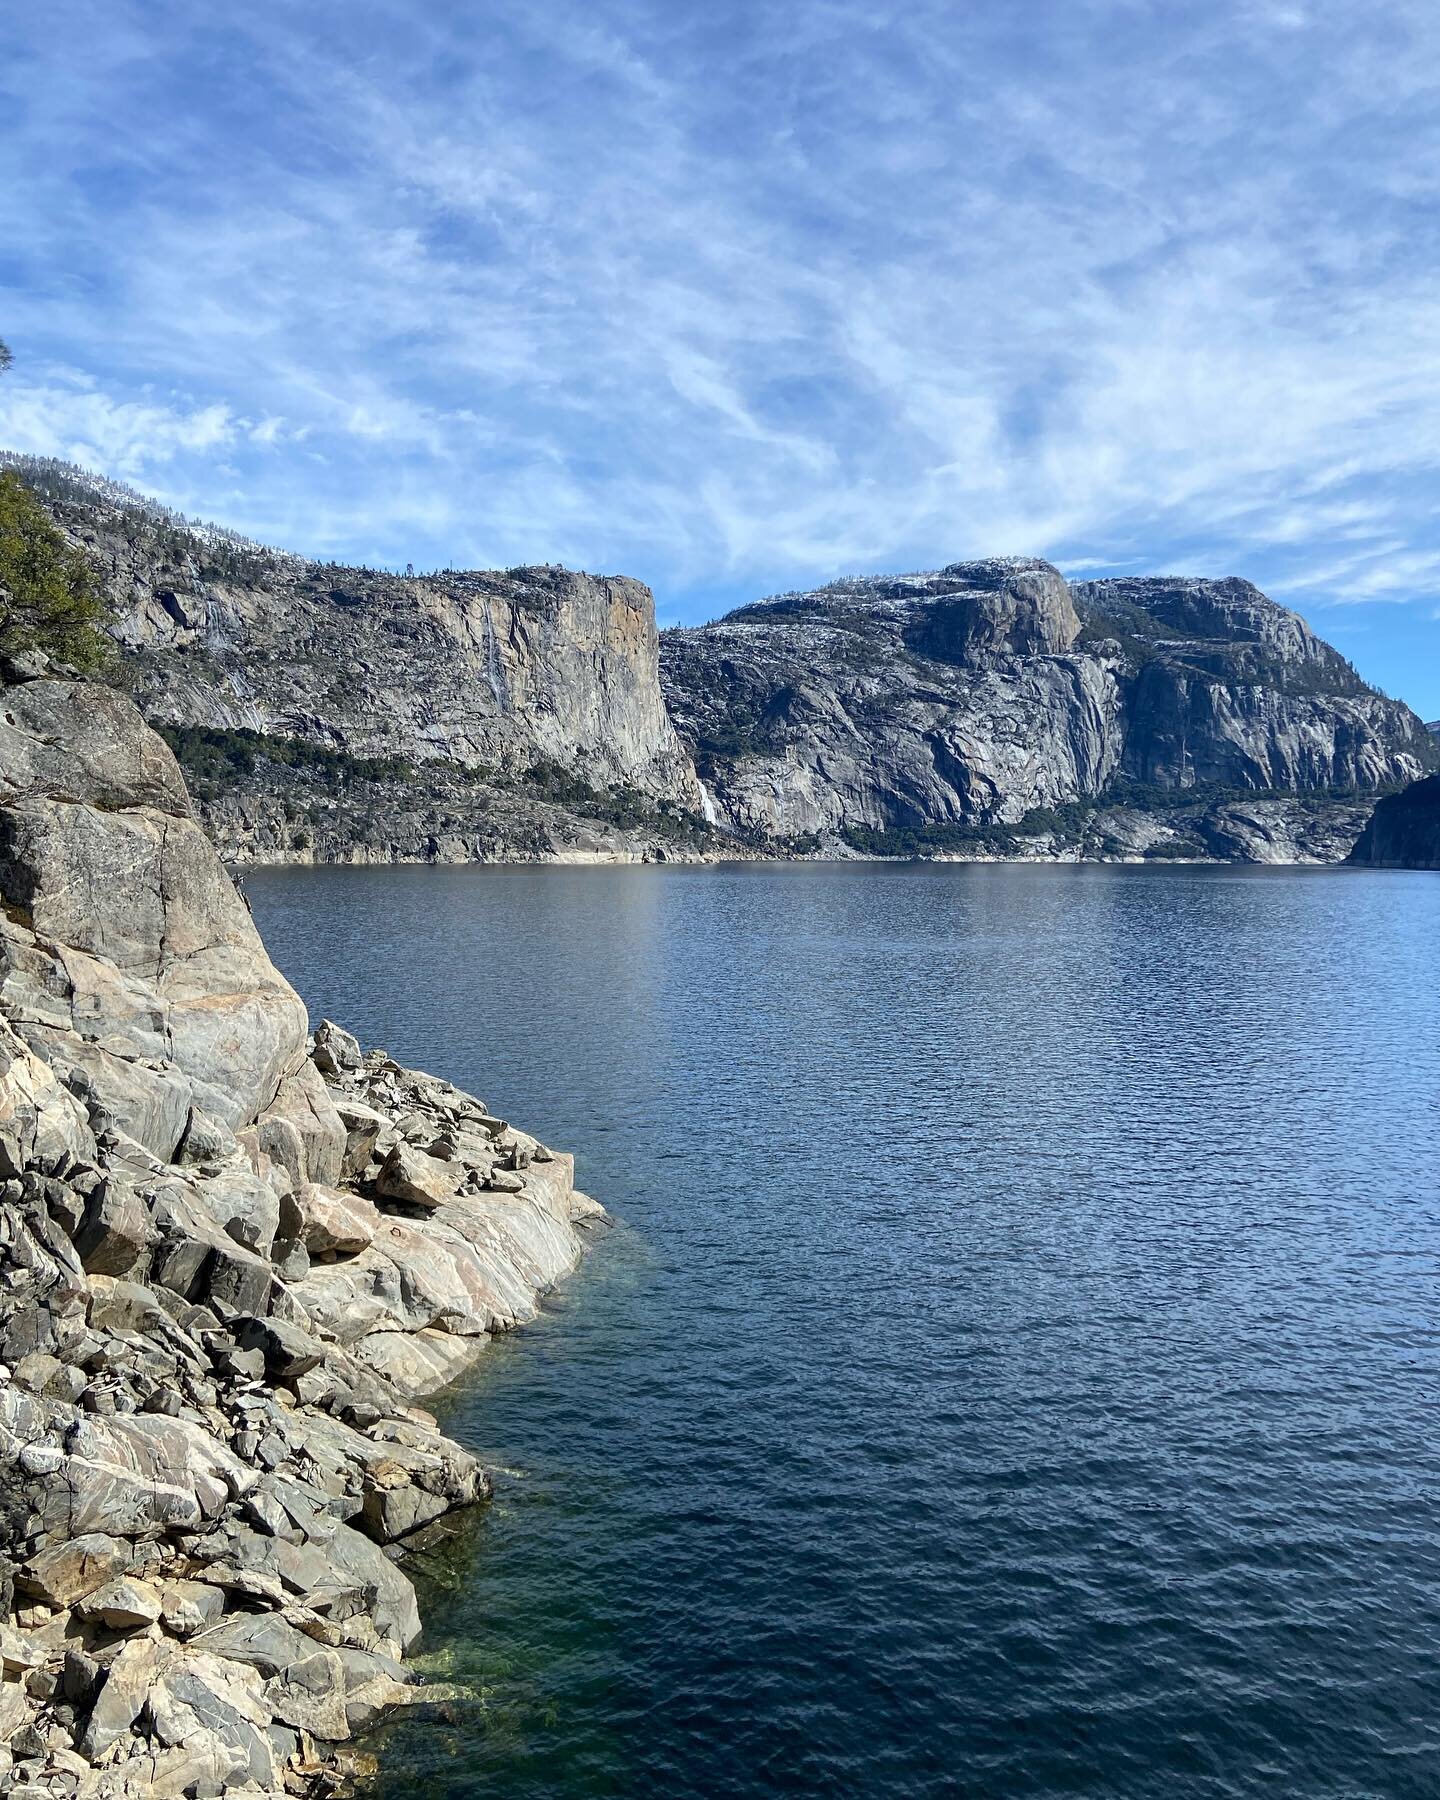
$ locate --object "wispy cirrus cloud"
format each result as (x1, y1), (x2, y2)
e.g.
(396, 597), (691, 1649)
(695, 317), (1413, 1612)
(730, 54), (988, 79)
(0, 371), (237, 475)
(2, 0), (1440, 707)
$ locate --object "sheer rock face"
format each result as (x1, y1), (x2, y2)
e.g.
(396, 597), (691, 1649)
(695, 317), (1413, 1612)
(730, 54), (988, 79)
(0, 668), (604, 1795)
(1348, 773), (1440, 869)
(23, 461), (700, 858)
(661, 562), (1435, 843)
(117, 556), (700, 805)
(1074, 576), (1429, 792)
(663, 560), (1112, 839)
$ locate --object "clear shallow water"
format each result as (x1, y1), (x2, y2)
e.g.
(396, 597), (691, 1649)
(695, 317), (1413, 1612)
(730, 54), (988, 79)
(246, 862), (1440, 1800)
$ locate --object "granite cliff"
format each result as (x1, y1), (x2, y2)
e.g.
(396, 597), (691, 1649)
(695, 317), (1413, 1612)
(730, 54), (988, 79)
(12, 457), (707, 865)
(661, 559), (1436, 863)
(0, 658), (605, 1795)
(10, 456), (1436, 867)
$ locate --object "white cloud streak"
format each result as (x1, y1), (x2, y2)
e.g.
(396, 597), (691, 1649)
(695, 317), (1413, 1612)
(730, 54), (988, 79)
(3, 0), (1440, 686)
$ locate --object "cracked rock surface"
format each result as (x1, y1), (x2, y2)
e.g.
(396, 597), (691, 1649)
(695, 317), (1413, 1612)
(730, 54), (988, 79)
(0, 667), (605, 1796)
(660, 559), (1437, 854)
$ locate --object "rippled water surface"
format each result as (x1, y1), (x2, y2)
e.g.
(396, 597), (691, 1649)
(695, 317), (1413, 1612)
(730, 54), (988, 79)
(246, 862), (1440, 1800)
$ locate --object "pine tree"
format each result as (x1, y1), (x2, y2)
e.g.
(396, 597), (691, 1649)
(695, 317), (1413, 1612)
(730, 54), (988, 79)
(0, 473), (109, 670)
(0, 339), (108, 669)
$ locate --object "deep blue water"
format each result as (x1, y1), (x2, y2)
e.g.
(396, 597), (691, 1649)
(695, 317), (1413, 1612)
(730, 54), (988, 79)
(246, 862), (1440, 1800)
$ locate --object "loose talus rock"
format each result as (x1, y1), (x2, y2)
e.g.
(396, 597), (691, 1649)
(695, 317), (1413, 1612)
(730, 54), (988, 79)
(0, 664), (607, 1796)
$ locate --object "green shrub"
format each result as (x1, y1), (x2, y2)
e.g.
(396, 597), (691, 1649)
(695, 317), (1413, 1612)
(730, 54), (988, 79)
(513, 759), (713, 844)
(157, 723), (411, 790)
(1010, 800), (1098, 839)
(841, 820), (1017, 858)
(0, 472), (108, 669)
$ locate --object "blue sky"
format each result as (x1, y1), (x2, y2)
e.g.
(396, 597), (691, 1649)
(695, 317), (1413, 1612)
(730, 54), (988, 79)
(3, 0), (1440, 716)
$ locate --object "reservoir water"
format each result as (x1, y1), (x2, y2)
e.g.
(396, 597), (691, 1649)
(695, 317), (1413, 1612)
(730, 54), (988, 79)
(247, 862), (1440, 1800)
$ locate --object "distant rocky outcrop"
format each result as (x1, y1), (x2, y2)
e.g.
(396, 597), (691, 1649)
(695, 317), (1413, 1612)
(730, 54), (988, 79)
(661, 561), (1436, 860)
(0, 660), (604, 1794)
(1071, 575), (1418, 790)
(1347, 773), (1440, 869)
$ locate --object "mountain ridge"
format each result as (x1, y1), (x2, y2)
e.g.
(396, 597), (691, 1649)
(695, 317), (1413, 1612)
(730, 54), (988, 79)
(11, 455), (712, 864)
(8, 454), (1435, 867)
(661, 559), (1433, 861)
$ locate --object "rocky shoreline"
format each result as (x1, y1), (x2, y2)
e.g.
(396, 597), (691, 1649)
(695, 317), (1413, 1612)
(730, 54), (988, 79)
(212, 790), (1376, 870)
(0, 665), (605, 1796)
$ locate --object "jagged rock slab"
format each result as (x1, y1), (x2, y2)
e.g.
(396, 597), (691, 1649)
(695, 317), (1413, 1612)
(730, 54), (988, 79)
(0, 668), (606, 1797)
(0, 677), (308, 1159)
